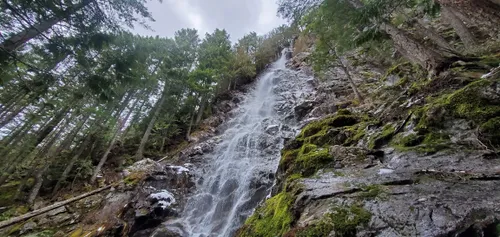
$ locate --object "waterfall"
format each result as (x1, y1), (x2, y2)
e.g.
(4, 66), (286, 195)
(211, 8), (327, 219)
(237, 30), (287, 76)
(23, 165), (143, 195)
(174, 49), (311, 237)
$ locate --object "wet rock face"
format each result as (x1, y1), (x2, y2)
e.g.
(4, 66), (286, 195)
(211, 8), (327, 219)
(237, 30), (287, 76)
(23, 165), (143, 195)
(293, 150), (500, 237)
(294, 100), (317, 120)
(237, 50), (500, 237)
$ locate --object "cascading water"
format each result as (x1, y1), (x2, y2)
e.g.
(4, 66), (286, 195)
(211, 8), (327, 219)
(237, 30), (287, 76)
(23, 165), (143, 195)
(173, 49), (313, 237)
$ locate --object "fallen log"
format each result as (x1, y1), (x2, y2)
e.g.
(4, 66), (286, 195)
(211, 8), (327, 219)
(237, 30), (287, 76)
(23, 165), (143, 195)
(0, 185), (112, 229)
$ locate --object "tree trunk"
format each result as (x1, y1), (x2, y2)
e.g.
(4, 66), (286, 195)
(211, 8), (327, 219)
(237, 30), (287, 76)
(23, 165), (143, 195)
(195, 94), (207, 125)
(26, 113), (86, 204)
(440, 6), (476, 49)
(159, 138), (166, 154)
(121, 98), (147, 139)
(0, 108), (70, 185)
(35, 106), (70, 146)
(346, 0), (445, 72)
(135, 91), (167, 160)
(0, 0), (95, 54)
(0, 105), (26, 128)
(185, 111), (195, 140)
(414, 19), (456, 53)
(90, 99), (137, 183)
(52, 132), (92, 195)
(0, 119), (32, 159)
(26, 121), (71, 205)
(0, 92), (26, 116)
(0, 185), (112, 229)
(338, 56), (363, 102)
(380, 23), (445, 72)
(438, 0), (500, 37)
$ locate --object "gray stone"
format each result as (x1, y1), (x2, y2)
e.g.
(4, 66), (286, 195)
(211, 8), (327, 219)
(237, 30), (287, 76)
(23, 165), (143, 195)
(21, 221), (37, 234)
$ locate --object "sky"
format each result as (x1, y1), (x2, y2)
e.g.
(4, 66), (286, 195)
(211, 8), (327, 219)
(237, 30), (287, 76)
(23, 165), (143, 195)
(131, 0), (287, 42)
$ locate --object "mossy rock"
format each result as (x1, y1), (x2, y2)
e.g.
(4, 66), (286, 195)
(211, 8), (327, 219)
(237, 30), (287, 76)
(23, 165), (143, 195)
(392, 133), (425, 147)
(237, 192), (295, 237)
(291, 204), (371, 237)
(368, 124), (396, 149)
(414, 79), (500, 149)
(280, 111), (375, 178)
(392, 132), (450, 154)
(300, 115), (358, 138)
(480, 117), (500, 144)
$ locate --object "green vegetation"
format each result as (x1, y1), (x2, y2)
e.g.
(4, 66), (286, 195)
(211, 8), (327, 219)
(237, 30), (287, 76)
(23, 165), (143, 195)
(280, 112), (373, 178)
(480, 117), (500, 144)
(358, 184), (386, 199)
(0, 0), (297, 205)
(368, 124), (396, 149)
(294, 204), (372, 237)
(237, 192), (295, 237)
(412, 79), (500, 149)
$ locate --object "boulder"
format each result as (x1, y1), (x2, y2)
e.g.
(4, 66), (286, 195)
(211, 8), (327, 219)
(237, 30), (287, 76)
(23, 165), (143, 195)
(294, 100), (317, 120)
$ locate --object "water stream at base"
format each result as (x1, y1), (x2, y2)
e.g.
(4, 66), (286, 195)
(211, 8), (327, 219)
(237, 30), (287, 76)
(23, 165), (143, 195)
(173, 49), (308, 237)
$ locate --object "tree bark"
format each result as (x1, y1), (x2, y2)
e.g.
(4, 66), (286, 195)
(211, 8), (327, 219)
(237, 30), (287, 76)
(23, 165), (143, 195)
(380, 23), (445, 72)
(195, 94), (207, 125)
(0, 185), (112, 229)
(0, 107), (70, 185)
(90, 99), (138, 183)
(185, 111), (195, 140)
(135, 90), (167, 160)
(414, 19), (456, 53)
(27, 113), (86, 204)
(338, 56), (363, 102)
(0, 0), (95, 54)
(440, 6), (476, 49)
(437, 0), (500, 37)
(346, 0), (445, 71)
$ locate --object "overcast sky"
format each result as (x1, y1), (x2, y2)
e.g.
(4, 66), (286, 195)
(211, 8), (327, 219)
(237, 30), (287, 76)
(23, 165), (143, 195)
(131, 0), (286, 42)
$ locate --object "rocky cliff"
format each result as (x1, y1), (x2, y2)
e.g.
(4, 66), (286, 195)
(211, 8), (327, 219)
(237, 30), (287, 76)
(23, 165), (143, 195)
(237, 49), (500, 237)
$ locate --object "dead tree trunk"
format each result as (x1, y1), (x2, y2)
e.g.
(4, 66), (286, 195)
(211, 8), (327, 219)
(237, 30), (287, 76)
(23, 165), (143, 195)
(437, 0), (500, 37)
(414, 19), (456, 53)
(0, 185), (112, 229)
(440, 6), (477, 49)
(380, 23), (445, 72)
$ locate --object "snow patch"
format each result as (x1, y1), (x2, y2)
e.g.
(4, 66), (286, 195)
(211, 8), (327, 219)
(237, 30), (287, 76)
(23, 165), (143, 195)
(378, 168), (394, 175)
(168, 165), (190, 174)
(149, 190), (176, 209)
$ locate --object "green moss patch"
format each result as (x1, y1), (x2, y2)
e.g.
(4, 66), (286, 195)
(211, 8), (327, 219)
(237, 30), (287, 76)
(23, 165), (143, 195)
(299, 114), (358, 139)
(0, 180), (20, 207)
(279, 112), (377, 178)
(237, 192), (295, 237)
(292, 204), (372, 237)
(368, 124), (395, 149)
(358, 184), (385, 199)
(392, 131), (450, 154)
(480, 117), (500, 145)
(414, 79), (500, 148)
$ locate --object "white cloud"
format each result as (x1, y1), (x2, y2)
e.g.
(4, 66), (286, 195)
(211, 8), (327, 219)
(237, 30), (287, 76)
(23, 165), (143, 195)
(132, 0), (287, 41)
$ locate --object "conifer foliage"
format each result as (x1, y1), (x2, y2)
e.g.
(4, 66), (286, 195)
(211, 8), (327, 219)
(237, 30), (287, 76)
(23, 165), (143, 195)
(0, 1), (295, 205)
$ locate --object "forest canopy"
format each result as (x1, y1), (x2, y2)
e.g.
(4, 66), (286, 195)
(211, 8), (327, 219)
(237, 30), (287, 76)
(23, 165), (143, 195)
(0, 0), (296, 205)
